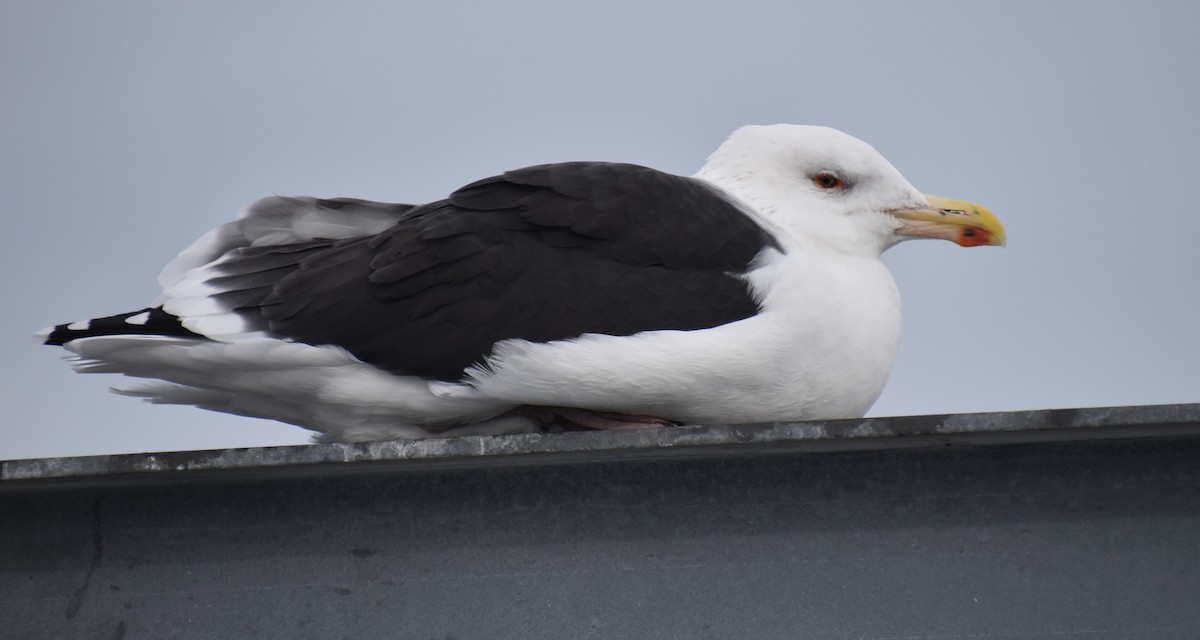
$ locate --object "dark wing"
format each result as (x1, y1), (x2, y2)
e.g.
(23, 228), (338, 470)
(208, 162), (778, 381)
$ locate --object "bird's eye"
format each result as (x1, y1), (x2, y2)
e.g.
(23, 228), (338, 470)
(813, 171), (845, 190)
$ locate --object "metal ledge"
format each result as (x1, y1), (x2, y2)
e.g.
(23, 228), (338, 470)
(4, 403), (1200, 486)
(4, 404), (1200, 639)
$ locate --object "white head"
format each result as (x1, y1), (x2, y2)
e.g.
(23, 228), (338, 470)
(696, 124), (1004, 256)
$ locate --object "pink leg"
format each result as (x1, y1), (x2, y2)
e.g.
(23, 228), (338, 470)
(523, 406), (676, 430)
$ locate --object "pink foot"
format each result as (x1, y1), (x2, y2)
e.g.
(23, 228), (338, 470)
(524, 406), (677, 430)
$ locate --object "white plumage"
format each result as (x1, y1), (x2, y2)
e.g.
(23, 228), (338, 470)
(40, 125), (1004, 441)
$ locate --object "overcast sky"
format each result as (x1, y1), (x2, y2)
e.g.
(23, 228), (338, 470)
(4, 1), (1198, 460)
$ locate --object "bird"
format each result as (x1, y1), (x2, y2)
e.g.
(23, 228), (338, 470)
(38, 125), (1005, 442)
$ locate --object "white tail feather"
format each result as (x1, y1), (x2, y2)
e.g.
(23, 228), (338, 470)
(61, 335), (516, 440)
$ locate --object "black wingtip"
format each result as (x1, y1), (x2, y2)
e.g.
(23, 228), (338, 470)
(36, 307), (205, 346)
(34, 324), (64, 346)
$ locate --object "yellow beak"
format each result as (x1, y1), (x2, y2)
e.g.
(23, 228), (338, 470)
(890, 194), (1006, 247)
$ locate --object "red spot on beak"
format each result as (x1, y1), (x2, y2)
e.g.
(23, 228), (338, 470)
(958, 227), (992, 247)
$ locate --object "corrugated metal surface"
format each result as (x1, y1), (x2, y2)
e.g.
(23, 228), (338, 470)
(3, 405), (1199, 639)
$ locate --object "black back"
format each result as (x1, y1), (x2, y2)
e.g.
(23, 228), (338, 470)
(211, 162), (777, 380)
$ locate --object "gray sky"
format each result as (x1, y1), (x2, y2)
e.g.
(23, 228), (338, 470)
(4, 1), (1199, 460)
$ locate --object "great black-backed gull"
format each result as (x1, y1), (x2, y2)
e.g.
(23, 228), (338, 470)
(38, 125), (1005, 441)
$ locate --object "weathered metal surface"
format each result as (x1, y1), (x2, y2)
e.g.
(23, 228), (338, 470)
(4, 403), (1199, 485)
(2, 405), (1199, 639)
